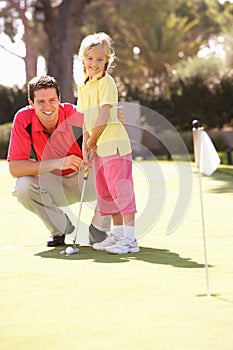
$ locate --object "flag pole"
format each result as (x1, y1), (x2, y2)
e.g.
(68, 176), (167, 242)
(192, 120), (211, 297)
(197, 162), (211, 297)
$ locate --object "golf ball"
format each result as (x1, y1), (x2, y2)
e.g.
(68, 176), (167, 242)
(66, 246), (75, 254)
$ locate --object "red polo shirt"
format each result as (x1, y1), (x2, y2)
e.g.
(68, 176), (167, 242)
(7, 103), (84, 176)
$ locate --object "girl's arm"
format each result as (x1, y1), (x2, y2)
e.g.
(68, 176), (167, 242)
(82, 123), (90, 163)
(87, 104), (111, 149)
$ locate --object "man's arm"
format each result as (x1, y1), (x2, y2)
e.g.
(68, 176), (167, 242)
(9, 155), (83, 178)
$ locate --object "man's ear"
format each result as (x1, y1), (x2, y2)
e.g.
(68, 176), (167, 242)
(28, 99), (34, 108)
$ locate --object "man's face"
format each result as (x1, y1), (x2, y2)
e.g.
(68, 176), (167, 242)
(29, 88), (60, 132)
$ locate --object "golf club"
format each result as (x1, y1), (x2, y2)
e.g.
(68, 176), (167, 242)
(60, 154), (90, 255)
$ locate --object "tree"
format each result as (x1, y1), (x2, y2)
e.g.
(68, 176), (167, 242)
(80, 1), (229, 93)
(1, 0), (232, 106)
(0, 0), (90, 102)
(0, 0), (46, 82)
(38, 0), (90, 103)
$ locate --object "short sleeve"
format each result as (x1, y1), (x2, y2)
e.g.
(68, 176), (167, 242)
(77, 85), (84, 112)
(98, 75), (118, 107)
(7, 111), (32, 161)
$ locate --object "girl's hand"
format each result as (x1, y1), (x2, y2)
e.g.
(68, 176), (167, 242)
(82, 148), (92, 172)
(82, 148), (89, 165)
(86, 137), (96, 150)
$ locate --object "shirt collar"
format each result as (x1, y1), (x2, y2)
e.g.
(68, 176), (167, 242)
(84, 71), (106, 85)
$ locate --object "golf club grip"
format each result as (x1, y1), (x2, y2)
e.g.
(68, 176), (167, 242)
(83, 166), (89, 180)
(83, 150), (91, 179)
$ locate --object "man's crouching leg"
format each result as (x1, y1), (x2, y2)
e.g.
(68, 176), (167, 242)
(12, 176), (74, 246)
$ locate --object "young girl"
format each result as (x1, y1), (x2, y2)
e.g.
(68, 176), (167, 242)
(77, 32), (139, 254)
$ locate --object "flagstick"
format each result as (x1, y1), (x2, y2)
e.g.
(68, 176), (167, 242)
(192, 120), (211, 297)
(197, 166), (211, 297)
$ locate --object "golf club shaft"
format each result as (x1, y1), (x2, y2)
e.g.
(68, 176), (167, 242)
(73, 163), (90, 247)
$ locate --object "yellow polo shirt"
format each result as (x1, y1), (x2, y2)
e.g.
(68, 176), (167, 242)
(77, 72), (132, 157)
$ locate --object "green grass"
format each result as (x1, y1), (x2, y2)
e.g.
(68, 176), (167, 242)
(155, 152), (233, 167)
(0, 160), (233, 350)
(216, 164), (233, 177)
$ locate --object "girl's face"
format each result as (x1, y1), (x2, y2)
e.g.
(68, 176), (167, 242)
(83, 46), (108, 79)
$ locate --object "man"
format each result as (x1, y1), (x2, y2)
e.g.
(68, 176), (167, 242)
(7, 75), (115, 247)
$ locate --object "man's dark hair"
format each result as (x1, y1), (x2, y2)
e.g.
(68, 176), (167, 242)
(28, 75), (60, 102)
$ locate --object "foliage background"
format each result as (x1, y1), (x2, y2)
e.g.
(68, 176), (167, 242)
(0, 0), (233, 158)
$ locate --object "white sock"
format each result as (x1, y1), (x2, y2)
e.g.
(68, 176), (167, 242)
(124, 226), (135, 240)
(112, 225), (124, 238)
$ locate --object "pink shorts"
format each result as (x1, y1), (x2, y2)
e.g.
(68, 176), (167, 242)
(93, 152), (137, 216)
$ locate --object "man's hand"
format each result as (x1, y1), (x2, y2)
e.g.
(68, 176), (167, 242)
(117, 105), (126, 124)
(59, 155), (83, 172)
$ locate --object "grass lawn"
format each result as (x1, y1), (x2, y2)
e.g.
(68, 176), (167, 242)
(0, 160), (232, 350)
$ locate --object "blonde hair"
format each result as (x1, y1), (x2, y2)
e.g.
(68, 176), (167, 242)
(78, 32), (116, 73)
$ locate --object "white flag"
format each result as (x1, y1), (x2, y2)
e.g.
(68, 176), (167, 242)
(193, 128), (220, 176)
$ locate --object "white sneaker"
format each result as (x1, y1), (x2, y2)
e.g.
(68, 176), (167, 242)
(105, 237), (140, 254)
(92, 234), (119, 251)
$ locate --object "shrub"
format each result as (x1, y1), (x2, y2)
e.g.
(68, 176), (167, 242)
(0, 123), (12, 159)
(211, 134), (229, 152)
(0, 85), (27, 125)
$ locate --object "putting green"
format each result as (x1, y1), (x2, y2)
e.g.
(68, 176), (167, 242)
(0, 160), (232, 350)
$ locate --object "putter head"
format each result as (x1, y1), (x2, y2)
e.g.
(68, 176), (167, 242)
(71, 247), (80, 254)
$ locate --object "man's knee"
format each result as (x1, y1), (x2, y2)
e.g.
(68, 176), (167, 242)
(13, 176), (37, 200)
